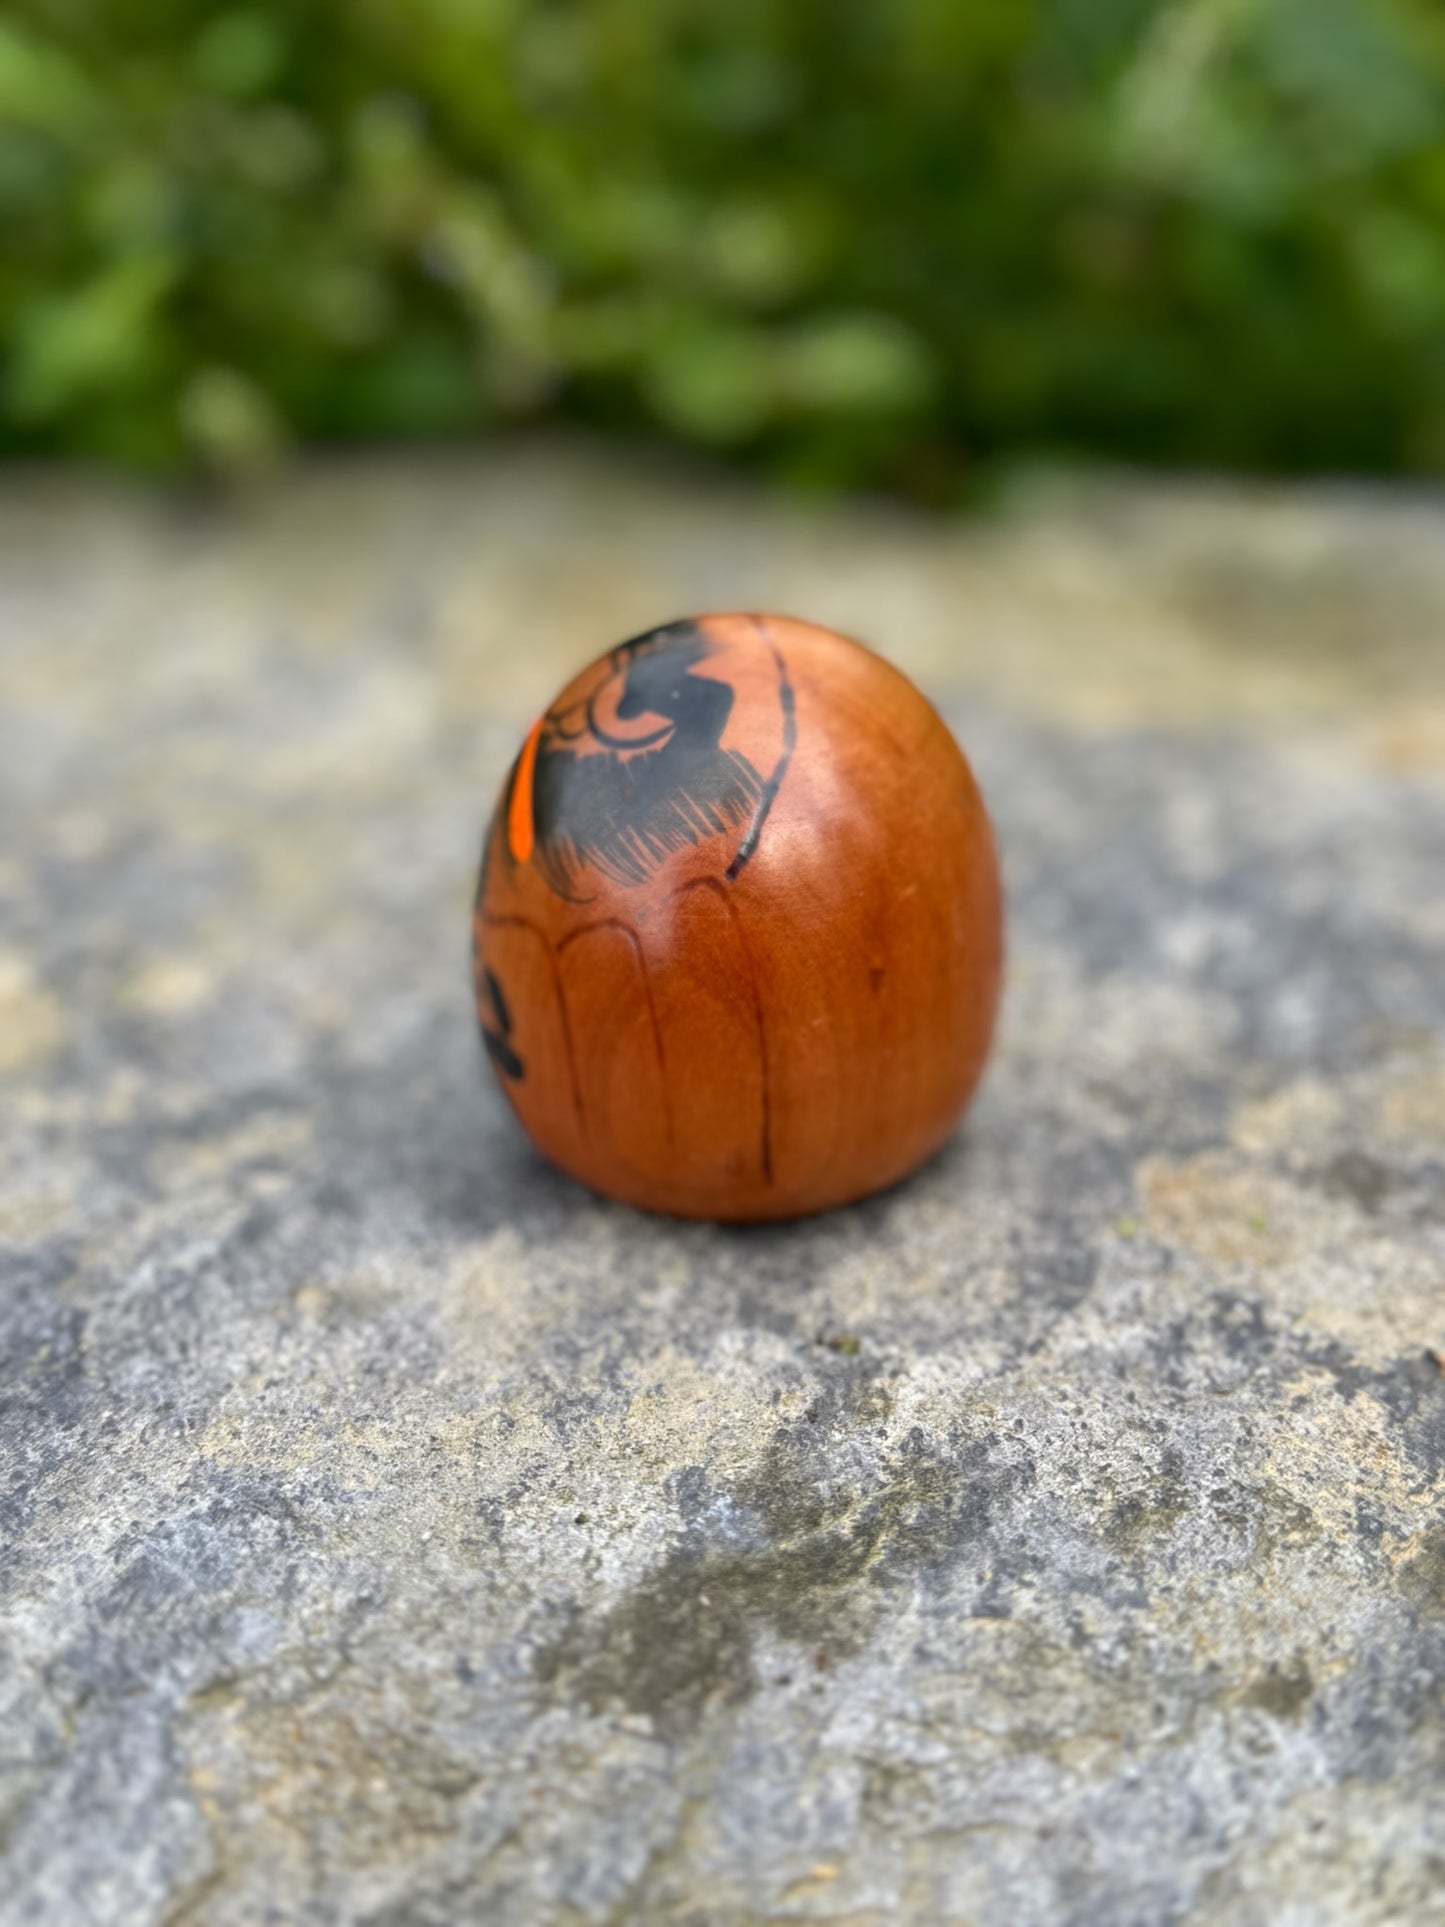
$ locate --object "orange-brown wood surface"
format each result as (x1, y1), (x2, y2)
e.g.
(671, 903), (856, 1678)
(472, 613), (1003, 1220)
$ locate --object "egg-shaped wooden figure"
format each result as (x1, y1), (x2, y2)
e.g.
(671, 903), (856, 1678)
(472, 613), (1002, 1221)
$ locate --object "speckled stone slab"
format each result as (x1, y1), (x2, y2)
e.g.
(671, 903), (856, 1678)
(1, 449), (1442, 1926)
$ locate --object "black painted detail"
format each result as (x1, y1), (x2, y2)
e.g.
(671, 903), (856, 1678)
(530, 621), (767, 897)
(727, 619), (796, 881)
(482, 1026), (525, 1080)
(484, 966), (512, 1036)
(480, 964), (525, 1080)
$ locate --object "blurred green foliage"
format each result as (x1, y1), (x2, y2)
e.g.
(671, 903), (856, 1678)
(3, 0), (1445, 490)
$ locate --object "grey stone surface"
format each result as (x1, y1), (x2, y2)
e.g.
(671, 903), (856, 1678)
(1, 445), (1443, 1925)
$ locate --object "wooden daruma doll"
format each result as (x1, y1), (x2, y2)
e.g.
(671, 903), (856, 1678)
(473, 614), (1002, 1220)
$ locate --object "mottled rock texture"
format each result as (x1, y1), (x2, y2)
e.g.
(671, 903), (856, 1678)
(1, 448), (1443, 1925)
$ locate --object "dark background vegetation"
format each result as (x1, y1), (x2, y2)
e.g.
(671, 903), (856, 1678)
(5, 0), (1445, 494)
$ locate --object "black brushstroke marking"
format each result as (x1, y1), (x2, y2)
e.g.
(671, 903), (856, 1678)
(482, 1027), (525, 1080)
(529, 620), (766, 897)
(727, 616), (796, 881)
(675, 875), (772, 1184)
(479, 963), (525, 1081)
(484, 967), (512, 1036)
(557, 919), (675, 1144)
(481, 913), (584, 1131)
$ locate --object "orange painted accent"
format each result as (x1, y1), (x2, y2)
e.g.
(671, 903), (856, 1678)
(507, 716), (544, 864)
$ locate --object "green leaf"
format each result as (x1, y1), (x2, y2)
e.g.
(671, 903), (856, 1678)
(7, 254), (176, 421)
